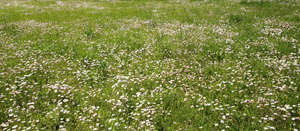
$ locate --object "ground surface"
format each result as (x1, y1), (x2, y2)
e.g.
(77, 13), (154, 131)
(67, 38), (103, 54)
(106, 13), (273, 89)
(0, 0), (300, 130)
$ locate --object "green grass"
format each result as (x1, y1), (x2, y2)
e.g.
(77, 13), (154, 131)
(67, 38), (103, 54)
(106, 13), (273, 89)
(0, 0), (300, 130)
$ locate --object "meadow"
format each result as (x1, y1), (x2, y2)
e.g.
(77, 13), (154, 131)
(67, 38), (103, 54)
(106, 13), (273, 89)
(0, 0), (300, 130)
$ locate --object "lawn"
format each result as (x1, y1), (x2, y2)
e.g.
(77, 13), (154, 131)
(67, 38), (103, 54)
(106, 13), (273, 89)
(0, 0), (300, 130)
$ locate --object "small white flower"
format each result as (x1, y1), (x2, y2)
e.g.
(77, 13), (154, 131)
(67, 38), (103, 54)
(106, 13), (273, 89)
(63, 99), (69, 103)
